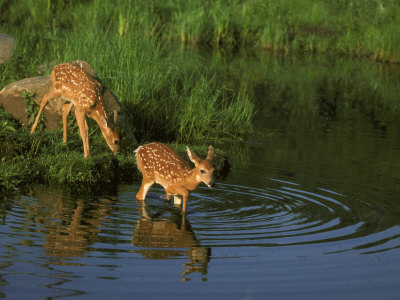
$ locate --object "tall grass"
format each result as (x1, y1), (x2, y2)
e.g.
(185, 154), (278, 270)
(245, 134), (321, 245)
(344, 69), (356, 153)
(2, 0), (400, 60)
(0, 0), (254, 145)
(2, 0), (400, 194)
(0, 0), (253, 195)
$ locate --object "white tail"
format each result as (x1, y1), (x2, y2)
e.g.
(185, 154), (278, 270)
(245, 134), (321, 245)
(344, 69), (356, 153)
(135, 142), (215, 213)
(30, 62), (120, 158)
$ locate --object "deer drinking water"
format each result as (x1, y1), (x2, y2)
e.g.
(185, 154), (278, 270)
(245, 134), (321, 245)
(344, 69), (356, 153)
(30, 62), (120, 158)
(135, 142), (215, 213)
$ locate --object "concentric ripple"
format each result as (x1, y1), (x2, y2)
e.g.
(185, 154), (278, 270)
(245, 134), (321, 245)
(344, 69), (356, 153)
(1, 182), (400, 298)
(183, 180), (400, 254)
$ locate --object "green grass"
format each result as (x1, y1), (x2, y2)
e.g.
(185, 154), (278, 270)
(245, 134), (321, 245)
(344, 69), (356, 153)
(0, 107), (231, 195)
(2, 0), (400, 61)
(0, 1), (253, 195)
(0, 1), (255, 144)
(2, 0), (400, 195)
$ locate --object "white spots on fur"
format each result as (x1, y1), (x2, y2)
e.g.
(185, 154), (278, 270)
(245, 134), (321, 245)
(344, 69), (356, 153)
(136, 143), (191, 189)
(52, 63), (108, 119)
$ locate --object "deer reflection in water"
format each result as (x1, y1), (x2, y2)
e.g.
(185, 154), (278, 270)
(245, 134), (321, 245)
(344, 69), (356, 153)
(133, 200), (210, 281)
(30, 188), (117, 264)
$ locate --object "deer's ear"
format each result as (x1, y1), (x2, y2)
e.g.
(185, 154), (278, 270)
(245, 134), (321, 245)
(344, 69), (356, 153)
(187, 146), (200, 164)
(207, 146), (214, 161)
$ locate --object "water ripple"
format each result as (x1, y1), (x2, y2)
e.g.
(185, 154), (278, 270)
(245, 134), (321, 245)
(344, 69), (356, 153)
(184, 180), (400, 253)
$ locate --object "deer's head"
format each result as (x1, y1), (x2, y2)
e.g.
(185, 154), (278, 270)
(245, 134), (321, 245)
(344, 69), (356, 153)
(187, 146), (215, 188)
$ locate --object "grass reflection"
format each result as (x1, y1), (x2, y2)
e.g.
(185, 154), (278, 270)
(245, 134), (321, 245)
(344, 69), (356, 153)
(204, 53), (400, 218)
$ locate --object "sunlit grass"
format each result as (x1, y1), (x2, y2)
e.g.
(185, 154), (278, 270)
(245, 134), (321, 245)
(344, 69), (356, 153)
(0, 2), (254, 144)
(2, 0), (400, 195)
(2, 0), (400, 61)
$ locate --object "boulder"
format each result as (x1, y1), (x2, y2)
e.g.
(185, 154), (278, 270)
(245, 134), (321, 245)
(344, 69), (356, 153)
(0, 33), (14, 64)
(0, 76), (54, 128)
(0, 60), (120, 130)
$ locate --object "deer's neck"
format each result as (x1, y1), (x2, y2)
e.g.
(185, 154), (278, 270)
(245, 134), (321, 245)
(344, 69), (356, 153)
(184, 169), (201, 191)
(90, 105), (109, 132)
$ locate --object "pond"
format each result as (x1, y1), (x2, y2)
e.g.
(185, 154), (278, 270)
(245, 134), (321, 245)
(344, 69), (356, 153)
(1, 53), (400, 299)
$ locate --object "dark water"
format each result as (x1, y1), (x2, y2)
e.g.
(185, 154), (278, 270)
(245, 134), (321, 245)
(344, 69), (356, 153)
(1, 54), (400, 299)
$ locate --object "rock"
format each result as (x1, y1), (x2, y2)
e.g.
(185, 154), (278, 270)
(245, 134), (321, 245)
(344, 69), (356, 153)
(0, 34), (14, 64)
(0, 76), (54, 128)
(0, 60), (120, 130)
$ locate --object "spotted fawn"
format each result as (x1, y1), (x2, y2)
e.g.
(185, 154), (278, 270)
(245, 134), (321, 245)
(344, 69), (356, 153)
(30, 62), (120, 158)
(135, 142), (215, 213)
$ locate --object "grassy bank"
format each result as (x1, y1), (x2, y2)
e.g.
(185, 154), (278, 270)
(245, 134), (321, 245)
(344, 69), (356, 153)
(1, 0), (400, 62)
(0, 108), (230, 195)
(0, 1), (253, 194)
(0, 23), (254, 144)
(2, 0), (399, 195)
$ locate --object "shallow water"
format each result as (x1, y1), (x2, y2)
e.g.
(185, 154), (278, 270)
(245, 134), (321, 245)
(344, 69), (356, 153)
(2, 54), (400, 299)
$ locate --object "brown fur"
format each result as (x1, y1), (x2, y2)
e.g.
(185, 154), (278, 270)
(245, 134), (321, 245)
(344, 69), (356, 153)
(135, 142), (215, 213)
(30, 63), (120, 158)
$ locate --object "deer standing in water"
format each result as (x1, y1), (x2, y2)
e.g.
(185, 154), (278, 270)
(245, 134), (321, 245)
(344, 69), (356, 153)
(135, 142), (215, 213)
(30, 62), (120, 158)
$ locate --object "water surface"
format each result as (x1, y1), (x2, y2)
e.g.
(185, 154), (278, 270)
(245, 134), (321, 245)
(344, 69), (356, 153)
(1, 54), (400, 299)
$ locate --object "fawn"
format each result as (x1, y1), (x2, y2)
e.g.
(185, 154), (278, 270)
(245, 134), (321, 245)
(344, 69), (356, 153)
(135, 142), (215, 213)
(30, 62), (120, 158)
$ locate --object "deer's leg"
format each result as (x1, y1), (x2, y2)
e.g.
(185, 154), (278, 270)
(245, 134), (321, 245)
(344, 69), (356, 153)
(181, 190), (189, 214)
(83, 117), (90, 158)
(137, 198), (150, 219)
(136, 178), (154, 200)
(75, 108), (90, 158)
(30, 90), (58, 134)
(84, 118), (89, 152)
(173, 196), (182, 206)
(62, 102), (74, 144)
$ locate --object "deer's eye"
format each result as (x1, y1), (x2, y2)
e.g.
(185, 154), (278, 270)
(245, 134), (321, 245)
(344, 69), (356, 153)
(200, 169), (206, 174)
(114, 140), (119, 145)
